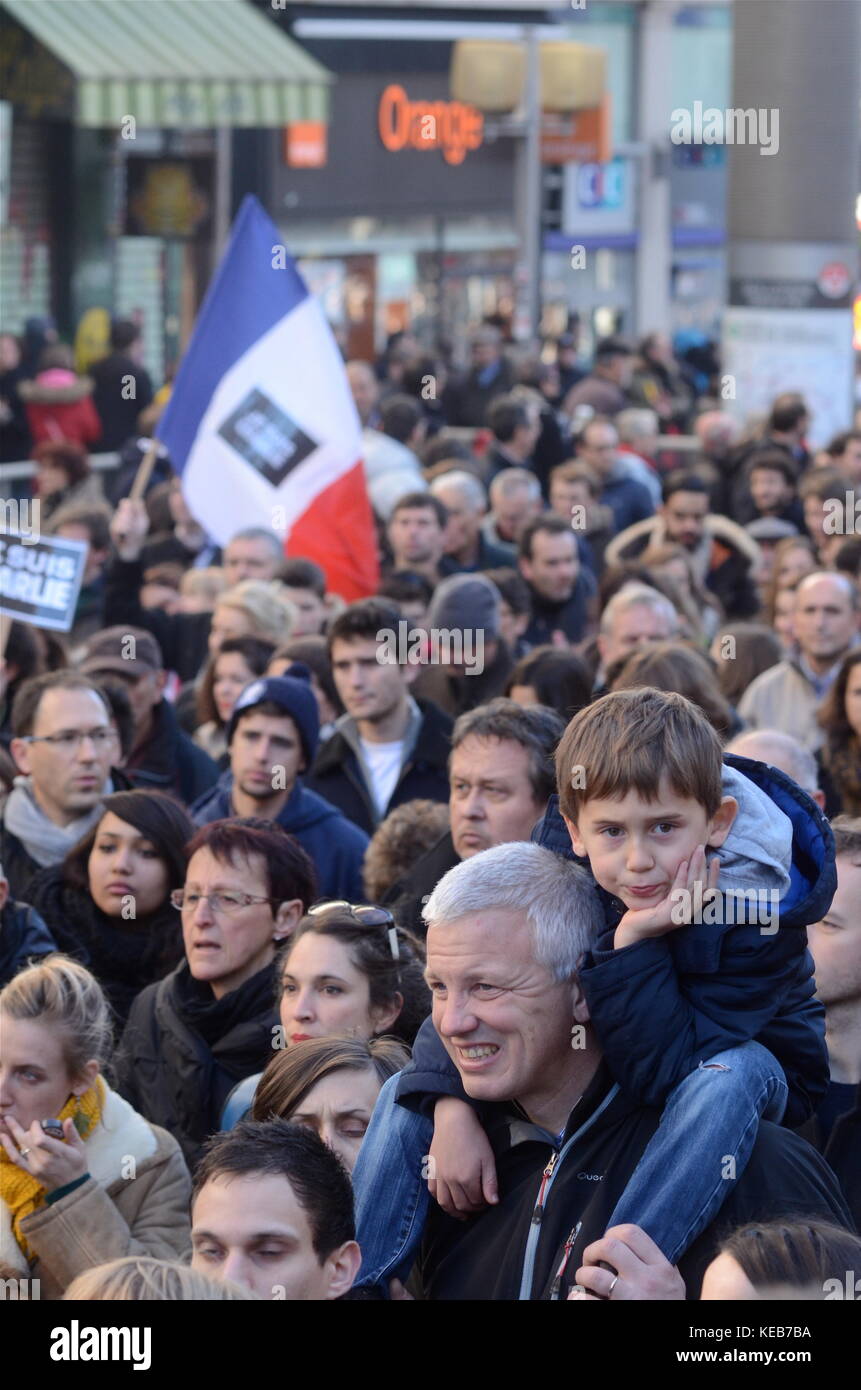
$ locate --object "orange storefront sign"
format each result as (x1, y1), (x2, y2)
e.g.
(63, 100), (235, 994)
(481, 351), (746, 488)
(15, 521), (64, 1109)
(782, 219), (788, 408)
(283, 121), (328, 169)
(378, 83), (484, 166)
(540, 93), (612, 165)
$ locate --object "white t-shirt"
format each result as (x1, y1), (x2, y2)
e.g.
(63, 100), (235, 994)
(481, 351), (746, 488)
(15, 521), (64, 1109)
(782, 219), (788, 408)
(359, 738), (404, 817)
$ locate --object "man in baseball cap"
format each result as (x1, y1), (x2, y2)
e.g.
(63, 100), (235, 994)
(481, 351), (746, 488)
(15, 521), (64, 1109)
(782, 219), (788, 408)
(79, 626), (219, 806)
(190, 669), (369, 901)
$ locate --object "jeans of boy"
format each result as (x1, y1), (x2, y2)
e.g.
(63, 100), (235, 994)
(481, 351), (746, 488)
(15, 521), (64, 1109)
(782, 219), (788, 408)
(352, 1041), (787, 1290)
(353, 1073), (433, 1291)
(608, 1039), (787, 1264)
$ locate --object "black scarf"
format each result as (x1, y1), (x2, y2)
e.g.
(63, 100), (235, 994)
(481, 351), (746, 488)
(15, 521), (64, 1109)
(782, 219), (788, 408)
(173, 959), (277, 1050)
(25, 866), (184, 1028)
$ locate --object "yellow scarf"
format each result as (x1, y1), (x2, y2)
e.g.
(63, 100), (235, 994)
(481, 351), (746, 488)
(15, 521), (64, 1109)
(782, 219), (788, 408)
(0, 1075), (105, 1261)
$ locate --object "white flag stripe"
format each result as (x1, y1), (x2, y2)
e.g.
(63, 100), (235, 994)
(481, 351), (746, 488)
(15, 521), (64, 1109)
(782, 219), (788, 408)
(181, 295), (364, 545)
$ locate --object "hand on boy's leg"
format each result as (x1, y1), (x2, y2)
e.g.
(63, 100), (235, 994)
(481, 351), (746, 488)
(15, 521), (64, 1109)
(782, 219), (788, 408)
(570, 1225), (686, 1301)
(428, 1096), (499, 1219)
(615, 847), (719, 948)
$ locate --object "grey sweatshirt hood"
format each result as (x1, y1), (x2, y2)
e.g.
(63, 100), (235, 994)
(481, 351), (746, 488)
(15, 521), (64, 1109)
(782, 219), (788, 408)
(717, 764), (792, 899)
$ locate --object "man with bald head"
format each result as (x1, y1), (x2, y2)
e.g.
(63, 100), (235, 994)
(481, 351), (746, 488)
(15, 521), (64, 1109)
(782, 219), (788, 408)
(739, 572), (860, 749)
(726, 729), (826, 811)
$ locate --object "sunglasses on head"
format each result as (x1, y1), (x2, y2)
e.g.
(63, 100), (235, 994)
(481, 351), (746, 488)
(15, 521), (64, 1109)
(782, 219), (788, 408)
(308, 900), (395, 929)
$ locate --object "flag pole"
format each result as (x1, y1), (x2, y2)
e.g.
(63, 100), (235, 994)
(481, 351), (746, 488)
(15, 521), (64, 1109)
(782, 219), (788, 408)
(128, 440), (161, 502)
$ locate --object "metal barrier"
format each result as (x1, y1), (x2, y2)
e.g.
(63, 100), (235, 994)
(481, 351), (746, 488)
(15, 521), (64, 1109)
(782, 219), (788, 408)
(0, 452), (120, 483)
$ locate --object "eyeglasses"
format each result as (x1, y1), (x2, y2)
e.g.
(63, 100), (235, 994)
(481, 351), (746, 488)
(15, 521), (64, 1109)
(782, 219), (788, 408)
(19, 728), (118, 753)
(308, 901), (394, 928)
(171, 889), (280, 915)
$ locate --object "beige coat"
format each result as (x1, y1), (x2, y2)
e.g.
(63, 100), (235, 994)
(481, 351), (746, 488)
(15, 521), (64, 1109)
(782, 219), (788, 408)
(737, 659), (825, 752)
(2, 1086), (191, 1299)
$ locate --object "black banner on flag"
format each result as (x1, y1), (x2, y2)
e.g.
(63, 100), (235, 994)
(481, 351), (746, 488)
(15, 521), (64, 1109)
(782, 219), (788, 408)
(0, 532), (87, 632)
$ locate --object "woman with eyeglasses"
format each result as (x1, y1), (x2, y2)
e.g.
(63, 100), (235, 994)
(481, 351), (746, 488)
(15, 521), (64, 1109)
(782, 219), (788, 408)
(220, 905), (430, 1129)
(0, 955), (191, 1299)
(24, 790), (193, 1030)
(115, 819), (317, 1168)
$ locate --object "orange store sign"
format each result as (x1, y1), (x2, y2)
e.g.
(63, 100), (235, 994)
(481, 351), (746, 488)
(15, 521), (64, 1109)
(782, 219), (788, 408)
(378, 84), (484, 166)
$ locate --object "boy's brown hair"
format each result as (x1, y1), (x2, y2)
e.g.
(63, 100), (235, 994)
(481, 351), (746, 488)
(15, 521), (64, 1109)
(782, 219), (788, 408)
(556, 688), (723, 823)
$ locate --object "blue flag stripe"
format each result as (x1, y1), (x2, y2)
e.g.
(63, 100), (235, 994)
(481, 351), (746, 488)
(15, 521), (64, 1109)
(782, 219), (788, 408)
(157, 195), (308, 473)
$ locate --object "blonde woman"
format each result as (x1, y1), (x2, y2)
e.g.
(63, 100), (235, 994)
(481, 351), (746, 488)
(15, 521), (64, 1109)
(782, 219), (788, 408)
(65, 1255), (257, 1300)
(207, 580), (296, 658)
(0, 956), (190, 1298)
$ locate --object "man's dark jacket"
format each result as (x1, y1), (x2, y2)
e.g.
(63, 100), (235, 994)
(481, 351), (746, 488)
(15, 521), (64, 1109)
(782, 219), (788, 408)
(523, 568), (597, 648)
(0, 822), (42, 903)
(125, 697), (219, 807)
(190, 773), (369, 902)
(411, 639), (513, 719)
(442, 359), (516, 428)
(306, 699), (452, 836)
(116, 959), (278, 1168)
(415, 1062), (852, 1300)
(382, 830), (459, 937)
(89, 352), (154, 451)
(104, 555), (211, 681)
(798, 1084), (861, 1229)
(440, 532), (520, 576)
(0, 899), (56, 986)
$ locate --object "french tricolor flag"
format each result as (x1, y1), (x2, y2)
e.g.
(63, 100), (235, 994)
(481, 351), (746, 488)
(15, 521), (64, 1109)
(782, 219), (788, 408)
(158, 195), (379, 600)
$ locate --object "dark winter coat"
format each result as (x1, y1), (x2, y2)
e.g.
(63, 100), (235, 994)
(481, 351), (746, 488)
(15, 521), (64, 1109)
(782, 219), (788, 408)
(0, 822), (42, 903)
(0, 899), (56, 986)
(522, 569), (597, 648)
(115, 959), (278, 1168)
(89, 351), (154, 451)
(190, 773), (369, 902)
(382, 830), (460, 937)
(442, 359), (517, 428)
(411, 638), (513, 720)
(598, 468), (655, 535)
(24, 864), (184, 1029)
(124, 698), (219, 807)
(798, 1083), (861, 1229)
(415, 1062), (852, 1300)
(104, 556), (211, 682)
(306, 700), (452, 836)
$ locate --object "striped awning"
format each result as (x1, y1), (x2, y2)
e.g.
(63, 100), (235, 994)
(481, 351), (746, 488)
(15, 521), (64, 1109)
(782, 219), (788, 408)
(2, 0), (332, 127)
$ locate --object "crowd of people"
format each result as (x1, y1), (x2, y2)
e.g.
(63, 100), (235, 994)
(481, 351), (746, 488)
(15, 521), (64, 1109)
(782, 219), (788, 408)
(0, 316), (860, 1304)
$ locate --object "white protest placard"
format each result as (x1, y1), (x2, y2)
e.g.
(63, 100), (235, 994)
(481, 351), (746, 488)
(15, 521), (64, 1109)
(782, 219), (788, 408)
(0, 531), (87, 632)
(721, 307), (854, 448)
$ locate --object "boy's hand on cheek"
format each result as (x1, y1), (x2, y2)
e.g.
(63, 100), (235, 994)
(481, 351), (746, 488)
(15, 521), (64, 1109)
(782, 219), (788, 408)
(614, 848), (718, 948)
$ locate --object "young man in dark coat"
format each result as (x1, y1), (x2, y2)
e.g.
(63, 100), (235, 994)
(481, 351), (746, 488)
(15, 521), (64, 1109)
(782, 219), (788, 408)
(306, 599), (452, 837)
(116, 819), (315, 1168)
(190, 673), (369, 902)
(80, 626), (218, 807)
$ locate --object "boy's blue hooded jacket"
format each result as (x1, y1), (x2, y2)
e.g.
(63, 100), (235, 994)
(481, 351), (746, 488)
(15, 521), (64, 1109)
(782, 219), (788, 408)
(398, 754), (833, 1128)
